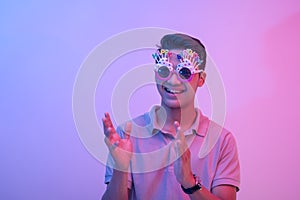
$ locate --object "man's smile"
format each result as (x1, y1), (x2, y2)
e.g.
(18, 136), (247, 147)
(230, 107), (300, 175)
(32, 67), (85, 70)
(163, 85), (185, 94)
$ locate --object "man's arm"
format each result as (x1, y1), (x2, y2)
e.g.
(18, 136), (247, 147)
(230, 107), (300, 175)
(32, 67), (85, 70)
(187, 184), (236, 200)
(101, 113), (133, 200)
(102, 170), (130, 200)
(173, 121), (238, 200)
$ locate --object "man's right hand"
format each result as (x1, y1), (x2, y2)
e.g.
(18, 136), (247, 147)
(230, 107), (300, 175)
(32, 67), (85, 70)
(102, 113), (133, 171)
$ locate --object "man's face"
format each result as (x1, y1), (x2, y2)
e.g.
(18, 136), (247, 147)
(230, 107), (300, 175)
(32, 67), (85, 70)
(155, 49), (205, 109)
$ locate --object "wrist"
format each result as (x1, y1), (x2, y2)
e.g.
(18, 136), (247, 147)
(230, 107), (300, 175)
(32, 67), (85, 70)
(181, 174), (202, 195)
(181, 173), (196, 188)
(113, 167), (130, 175)
(113, 161), (131, 172)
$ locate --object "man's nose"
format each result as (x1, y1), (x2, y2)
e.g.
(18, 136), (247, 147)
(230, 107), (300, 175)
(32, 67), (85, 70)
(167, 72), (181, 85)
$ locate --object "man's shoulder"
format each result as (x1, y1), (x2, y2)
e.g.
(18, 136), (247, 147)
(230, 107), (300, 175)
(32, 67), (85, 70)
(196, 110), (233, 138)
(119, 111), (151, 126)
(116, 111), (152, 136)
(197, 118), (237, 158)
(196, 111), (236, 145)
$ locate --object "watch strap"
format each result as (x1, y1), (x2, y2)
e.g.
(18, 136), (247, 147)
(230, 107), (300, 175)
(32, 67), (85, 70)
(181, 175), (202, 194)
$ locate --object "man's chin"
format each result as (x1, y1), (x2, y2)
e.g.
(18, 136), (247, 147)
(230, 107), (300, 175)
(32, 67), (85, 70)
(162, 100), (183, 110)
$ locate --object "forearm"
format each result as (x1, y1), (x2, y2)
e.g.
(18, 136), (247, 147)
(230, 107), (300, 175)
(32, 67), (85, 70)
(188, 185), (236, 200)
(181, 176), (235, 200)
(188, 186), (221, 200)
(102, 169), (129, 200)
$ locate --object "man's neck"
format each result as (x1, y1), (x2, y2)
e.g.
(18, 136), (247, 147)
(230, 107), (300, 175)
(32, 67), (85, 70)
(157, 104), (197, 135)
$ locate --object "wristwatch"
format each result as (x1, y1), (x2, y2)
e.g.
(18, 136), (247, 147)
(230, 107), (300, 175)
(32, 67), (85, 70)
(181, 174), (202, 194)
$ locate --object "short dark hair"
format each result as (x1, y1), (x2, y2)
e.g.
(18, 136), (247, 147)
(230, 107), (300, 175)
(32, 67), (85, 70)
(159, 33), (207, 70)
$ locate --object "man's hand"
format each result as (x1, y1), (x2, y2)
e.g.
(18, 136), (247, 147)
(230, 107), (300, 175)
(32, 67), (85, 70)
(173, 121), (195, 188)
(102, 113), (133, 171)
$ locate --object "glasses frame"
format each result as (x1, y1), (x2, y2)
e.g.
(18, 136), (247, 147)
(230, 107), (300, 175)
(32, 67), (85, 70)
(154, 60), (203, 82)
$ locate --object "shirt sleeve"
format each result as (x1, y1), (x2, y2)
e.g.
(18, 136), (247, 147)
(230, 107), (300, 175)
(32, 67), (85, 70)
(212, 132), (241, 191)
(104, 126), (133, 189)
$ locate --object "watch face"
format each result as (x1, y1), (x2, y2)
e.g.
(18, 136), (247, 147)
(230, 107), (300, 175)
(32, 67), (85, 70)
(194, 183), (201, 191)
(181, 182), (202, 194)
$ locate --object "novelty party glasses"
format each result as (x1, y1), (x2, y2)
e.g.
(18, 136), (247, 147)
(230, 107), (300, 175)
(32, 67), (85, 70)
(152, 49), (203, 82)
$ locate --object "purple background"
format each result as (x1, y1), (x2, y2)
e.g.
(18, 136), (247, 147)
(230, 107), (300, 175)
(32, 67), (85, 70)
(1, 0), (300, 199)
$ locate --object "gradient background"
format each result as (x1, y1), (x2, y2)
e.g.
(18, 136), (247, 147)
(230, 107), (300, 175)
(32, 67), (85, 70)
(1, 0), (300, 199)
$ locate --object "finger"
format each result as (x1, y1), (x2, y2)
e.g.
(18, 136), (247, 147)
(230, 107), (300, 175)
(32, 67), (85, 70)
(105, 112), (113, 127)
(102, 118), (109, 137)
(175, 140), (190, 159)
(174, 140), (184, 157)
(174, 121), (184, 141)
(174, 121), (180, 130)
(103, 117), (115, 136)
(104, 136), (112, 146)
(107, 127), (115, 138)
(104, 137), (118, 151)
(124, 122), (132, 140)
(102, 115), (110, 129)
(107, 127), (121, 146)
(103, 112), (118, 137)
(174, 121), (189, 155)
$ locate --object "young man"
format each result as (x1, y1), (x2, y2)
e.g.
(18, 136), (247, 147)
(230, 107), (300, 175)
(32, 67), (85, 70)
(102, 33), (240, 200)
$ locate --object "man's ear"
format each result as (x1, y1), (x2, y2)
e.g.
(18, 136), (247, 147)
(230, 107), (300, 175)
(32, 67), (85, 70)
(198, 71), (206, 87)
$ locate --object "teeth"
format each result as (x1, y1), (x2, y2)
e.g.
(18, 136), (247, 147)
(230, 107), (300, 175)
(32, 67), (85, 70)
(164, 87), (183, 94)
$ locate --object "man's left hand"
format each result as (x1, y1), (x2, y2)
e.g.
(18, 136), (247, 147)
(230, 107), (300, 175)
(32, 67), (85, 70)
(173, 121), (195, 188)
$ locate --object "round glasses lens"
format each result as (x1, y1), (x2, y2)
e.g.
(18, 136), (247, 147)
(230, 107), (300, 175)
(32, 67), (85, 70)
(158, 66), (170, 78)
(179, 68), (192, 80)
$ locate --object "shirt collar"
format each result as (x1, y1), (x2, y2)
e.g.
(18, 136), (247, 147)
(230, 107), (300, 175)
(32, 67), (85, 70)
(147, 105), (205, 137)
